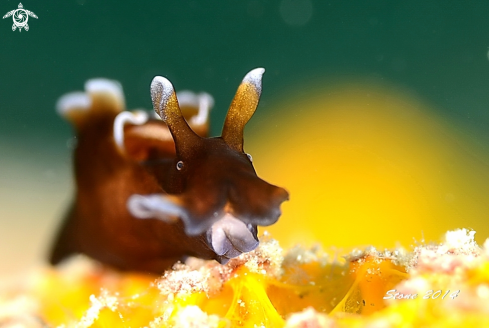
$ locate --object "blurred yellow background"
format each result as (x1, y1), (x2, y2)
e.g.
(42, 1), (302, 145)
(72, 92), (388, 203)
(248, 79), (489, 250)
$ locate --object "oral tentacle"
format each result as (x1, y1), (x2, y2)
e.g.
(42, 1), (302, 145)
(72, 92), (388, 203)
(128, 193), (219, 236)
(127, 194), (186, 224)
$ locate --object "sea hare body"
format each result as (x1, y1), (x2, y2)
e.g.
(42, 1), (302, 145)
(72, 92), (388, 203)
(49, 69), (288, 273)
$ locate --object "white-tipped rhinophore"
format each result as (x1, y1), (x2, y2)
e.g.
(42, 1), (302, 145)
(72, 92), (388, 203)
(150, 75), (203, 156)
(151, 91), (214, 125)
(127, 194), (185, 224)
(56, 91), (91, 119)
(221, 67), (265, 152)
(242, 67), (265, 95)
(113, 110), (150, 152)
(150, 76), (174, 121)
(209, 213), (259, 259)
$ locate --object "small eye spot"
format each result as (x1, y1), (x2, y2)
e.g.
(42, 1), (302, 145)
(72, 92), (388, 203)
(246, 153), (253, 162)
(176, 161), (184, 170)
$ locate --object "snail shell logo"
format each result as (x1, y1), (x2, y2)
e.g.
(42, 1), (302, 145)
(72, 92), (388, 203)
(3, 3), (37, 32)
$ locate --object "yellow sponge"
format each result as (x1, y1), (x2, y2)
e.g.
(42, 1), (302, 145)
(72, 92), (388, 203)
(1, 229), (489, 327)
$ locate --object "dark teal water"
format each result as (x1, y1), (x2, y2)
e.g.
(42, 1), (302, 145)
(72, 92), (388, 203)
(1, 1), (489, 146)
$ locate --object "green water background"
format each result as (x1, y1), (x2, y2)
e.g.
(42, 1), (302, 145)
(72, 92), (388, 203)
(2, 1), (489, 145)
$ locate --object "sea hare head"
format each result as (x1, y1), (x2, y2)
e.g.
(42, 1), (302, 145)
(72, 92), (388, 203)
(128, 68), (289, 263)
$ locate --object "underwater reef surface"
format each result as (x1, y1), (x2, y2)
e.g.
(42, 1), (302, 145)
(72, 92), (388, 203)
(0, 229), (488, 327)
